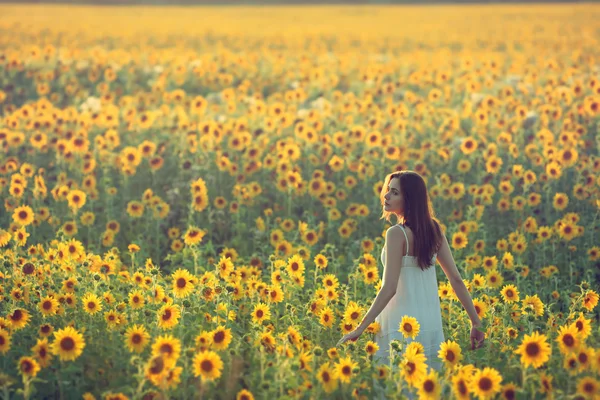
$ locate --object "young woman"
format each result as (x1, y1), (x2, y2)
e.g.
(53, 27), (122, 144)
(337, 170), (485, 372)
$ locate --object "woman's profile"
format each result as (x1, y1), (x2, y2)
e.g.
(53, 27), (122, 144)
(337, 170), (485, 372)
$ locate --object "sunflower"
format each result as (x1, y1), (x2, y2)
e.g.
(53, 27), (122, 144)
(182, 226), (206, 247)
(364, 340), (379, 356)
(582, 290), (599, 311)
(538, 371), (554, 395)
(400, 347), (428, 387)
(469, 367), (503, 399)
(157, 304), (180, 330)
(38, 296), (60, 317)
(0, 229), (11, 247)
(210, 326), (232, 351)
(574, 345), (594, 373)
(151, 335), (181, 365)
(552, 192), (569, 211)
(104, 310), (121, 329)
(193, 350), (223, 382)
(555, 324), (582, 355)
(17, 356), (40, 378)
(316, 362), (339, 394)
(12, 205), (34, 226)
(144, 354), (170, 384)
(485, 270), (503, 289)
(521, 295), (544, 317)
(343, 302), (364, 325)
(8, 308), (30, 330)
(576, 376), (599, 399)
(500, 383), (518, 400)
(67, 190), (87, 212)
(472, 299), (488, 320)
(51, 326), (85, 361)
(286, 254), (306, 278)
(322, 274), (340, 290)
(363, 267), (379, 285)
(572, 313), (593, 339)
(125, 324), (150, 354)
(251, 302), (271, 325)
(500, 285), (520, 303)
(31, 337), (52, 368)
(0, 329), (12, 354)
(451, 232), (468, 250)
(319, 306), (335, 328)
(416, 370), (441, 400)
(438, 340), (463, 369)
(334, 355), (358, 384)
(171, 269), (195, 298)
(267, 284), (284, 304)
(82, 293), (103, 315)
(127, 289), (145, 310)
(399, 316), (420, 339)
(460, 137), (478, 155)
(514, 331), (551, 369)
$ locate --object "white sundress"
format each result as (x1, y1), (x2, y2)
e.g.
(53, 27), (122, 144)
(374, 224), (445, 373)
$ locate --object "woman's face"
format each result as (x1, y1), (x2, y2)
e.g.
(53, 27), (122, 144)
(383, 177), (404, 215)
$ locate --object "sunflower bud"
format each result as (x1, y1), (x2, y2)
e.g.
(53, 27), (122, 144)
(93, 275), (101, 281)
(183, 300), (191, 308)
(527, 314), (536, 322)
(450, 322), (458, 329)
(313, 346), (323, 356)
(269, 255), (276, 262)
(261, 383), (270, 390)
(352, 366), (360, 374)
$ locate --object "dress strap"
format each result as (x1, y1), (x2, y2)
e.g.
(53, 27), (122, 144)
(396, 224), (409, 256)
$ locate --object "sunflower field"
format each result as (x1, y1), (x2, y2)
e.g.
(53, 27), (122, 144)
(0, 3), (599, 400)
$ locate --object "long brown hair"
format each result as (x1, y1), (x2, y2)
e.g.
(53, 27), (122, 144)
(379, 170), (444, 270)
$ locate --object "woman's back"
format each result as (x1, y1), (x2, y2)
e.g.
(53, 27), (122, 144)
(375, 223), (445, 373)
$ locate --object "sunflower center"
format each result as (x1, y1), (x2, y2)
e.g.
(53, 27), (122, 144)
(176, 278), (187, 288)
(201, 360), (213, 372)
(403, 323), (412, 332)
(12, 309), (23, 321)
(479, 377), (492, 391)
(424, 380), (435, 392)
(21, 360), (33, 373)
(150, 357), (165, 374)
(563, 334), (575, 347)
(214, 331), (225, 343)
(525, 343), (540, 356)
(61, 337), (75, 351)
(160, 344), (173, 355)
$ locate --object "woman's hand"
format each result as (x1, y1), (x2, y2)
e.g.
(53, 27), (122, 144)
(336, 327), (364, 347)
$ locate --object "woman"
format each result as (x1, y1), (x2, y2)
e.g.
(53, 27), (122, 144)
(337, 170), (485, 371)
